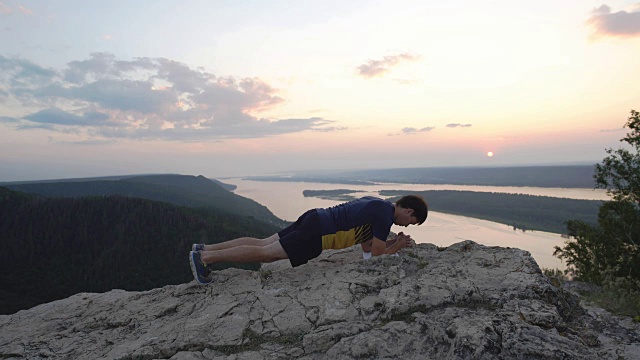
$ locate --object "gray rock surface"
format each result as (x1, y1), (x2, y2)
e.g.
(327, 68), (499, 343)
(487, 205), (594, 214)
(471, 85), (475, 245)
(1, 240), (639, 359)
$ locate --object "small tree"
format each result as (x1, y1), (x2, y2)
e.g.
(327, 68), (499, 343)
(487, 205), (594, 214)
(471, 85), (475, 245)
(555, 110), (640, 288)
(595, 109), (640, 206)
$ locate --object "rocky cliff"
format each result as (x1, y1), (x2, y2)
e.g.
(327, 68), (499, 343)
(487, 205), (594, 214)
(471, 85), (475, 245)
(1, 241), (639, 359)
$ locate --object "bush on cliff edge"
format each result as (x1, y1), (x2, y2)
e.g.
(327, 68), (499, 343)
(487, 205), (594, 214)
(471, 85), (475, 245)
(555, 110), (640, 317)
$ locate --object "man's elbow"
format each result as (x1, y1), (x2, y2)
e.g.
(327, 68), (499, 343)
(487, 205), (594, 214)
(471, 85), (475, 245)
(370, 238), (387, 257)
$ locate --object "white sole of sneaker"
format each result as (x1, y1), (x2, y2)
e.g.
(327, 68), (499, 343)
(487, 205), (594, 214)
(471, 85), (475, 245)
(189, 252), (210, 285)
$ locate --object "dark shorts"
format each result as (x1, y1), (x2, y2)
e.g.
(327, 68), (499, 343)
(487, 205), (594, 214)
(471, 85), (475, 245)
(278, 209), (322, 267)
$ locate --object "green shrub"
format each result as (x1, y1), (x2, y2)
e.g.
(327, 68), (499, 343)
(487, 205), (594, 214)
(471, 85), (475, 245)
(543, 268), (566, 288)
(573, 269), (640, 318)
(555, 110), (640, 298)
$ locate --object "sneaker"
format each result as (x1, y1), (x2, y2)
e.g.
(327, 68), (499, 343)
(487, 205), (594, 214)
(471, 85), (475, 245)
(189, 251), (213, 285)
(192, 244), (205, 252)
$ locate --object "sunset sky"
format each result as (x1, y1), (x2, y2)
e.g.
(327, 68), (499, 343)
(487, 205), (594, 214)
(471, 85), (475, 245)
(1, 0), (639, 181)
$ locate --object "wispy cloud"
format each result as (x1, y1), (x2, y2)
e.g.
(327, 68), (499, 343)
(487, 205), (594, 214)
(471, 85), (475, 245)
(599, 127), (626, 132)
(446, 123), (472, 128)
(402, 127), (435, 134)
(49, 138), (117, 146)
(0, 116), (19, 123)
(311, 126), (348, 132)
(588, 4), (640, 38)
(18, 5), (32, 15)
(356, 53), (419, 78)
(0, 2), (12, 15)
(16, 123), (58, 131)
(24, 108), (112, 126)
(0, 53), (340, 141)
(388, 126), (434, 136)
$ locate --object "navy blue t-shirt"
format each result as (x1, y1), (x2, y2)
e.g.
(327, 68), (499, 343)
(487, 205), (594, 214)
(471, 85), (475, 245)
(316, 196), (394, 249)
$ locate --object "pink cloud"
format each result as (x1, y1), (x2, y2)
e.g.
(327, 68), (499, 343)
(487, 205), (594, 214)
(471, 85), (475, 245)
(356, 53), (420, 78)
(587, 4), (640, 38)
(0, 2), (13, 15)
(18, 5), (33, 15)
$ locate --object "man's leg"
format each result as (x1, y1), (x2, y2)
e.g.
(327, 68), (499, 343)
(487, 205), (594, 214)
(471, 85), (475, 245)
(202, 233), (280, 251)
(200, 240), (288, 264)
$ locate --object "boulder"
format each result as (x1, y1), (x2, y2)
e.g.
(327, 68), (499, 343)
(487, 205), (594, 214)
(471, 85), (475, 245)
(1, 241), (638, 359)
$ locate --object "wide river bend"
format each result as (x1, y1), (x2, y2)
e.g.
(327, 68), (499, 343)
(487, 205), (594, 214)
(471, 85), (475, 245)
(223, 178), (610, 270)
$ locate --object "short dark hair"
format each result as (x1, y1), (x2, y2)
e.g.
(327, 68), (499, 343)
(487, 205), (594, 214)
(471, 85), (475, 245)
(396, 195), (428, 225)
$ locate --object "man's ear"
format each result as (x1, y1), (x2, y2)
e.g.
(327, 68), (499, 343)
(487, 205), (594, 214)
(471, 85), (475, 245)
(406, 208), (414, 216)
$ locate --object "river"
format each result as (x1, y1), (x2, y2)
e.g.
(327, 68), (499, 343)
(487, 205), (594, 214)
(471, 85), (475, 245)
(223, 178), (610, 271)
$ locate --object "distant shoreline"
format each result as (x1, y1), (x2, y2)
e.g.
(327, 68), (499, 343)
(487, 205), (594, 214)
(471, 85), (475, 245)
(242, 176), (377, 186)
(303, 189), (601, 234)
(245, 176), (599, 189)
(243, 165), (597, 189)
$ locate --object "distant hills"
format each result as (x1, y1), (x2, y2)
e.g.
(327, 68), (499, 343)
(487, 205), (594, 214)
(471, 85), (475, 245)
(0, 167), (601, 314)
(247, 165), (597, 188)
(1, 174), (284, 227)
(0, 175), (286, 315)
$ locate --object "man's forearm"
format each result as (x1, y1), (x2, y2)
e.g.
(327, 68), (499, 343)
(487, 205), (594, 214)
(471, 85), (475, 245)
(385, 240), (402, 254)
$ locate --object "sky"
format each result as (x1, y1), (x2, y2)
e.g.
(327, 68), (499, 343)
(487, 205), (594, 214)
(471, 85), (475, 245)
(1, 0), (640, 181)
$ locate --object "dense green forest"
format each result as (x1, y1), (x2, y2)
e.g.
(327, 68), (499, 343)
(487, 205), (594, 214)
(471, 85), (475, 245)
(2, 174), (284, 227)
(251, 165), (596, 188)
(380, 190), (601, 234)
(0, 187), (281, 315)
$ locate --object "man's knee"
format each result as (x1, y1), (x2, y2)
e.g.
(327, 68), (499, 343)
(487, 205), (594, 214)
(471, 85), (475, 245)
(262, 233), (280, 245)
(261, 241), (288, 262)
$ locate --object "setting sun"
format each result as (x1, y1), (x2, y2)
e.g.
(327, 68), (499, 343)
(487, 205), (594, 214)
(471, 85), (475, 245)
(0, 1), (639, 180)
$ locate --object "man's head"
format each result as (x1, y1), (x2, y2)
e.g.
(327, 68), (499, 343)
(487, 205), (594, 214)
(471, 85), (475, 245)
(393, 195), (428, 227)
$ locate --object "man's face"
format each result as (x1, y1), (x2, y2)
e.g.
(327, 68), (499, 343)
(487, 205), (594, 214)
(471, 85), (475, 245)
(394, 207), (419, 227)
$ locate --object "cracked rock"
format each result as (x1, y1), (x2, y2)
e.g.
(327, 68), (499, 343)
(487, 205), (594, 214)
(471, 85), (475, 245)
(1, 241), (639, 359)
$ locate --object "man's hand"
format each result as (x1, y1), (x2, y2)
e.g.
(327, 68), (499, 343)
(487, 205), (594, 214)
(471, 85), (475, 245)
(395, 232), (416, 249)
(372, 233), (416, 256)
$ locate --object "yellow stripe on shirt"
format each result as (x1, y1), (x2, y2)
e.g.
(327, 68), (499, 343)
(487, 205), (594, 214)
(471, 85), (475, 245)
(321, 224), (372, 250)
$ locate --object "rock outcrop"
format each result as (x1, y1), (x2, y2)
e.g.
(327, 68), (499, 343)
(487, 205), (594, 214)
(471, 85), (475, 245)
(1, 241), (639, 359)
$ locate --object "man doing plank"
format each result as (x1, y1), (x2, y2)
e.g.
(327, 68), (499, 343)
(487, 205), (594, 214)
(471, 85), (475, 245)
(189, 195), (428, 284)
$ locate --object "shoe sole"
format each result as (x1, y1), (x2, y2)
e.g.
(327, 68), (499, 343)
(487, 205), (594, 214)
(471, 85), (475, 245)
(189, 251), (211, 285)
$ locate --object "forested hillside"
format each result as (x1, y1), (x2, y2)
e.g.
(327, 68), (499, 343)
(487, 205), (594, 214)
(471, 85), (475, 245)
(2, 174), (284, 227)
(0, 188), (281, 315)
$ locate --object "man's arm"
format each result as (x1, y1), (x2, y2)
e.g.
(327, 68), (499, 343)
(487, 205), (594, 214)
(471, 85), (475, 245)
(361, 238), (399, 252)
(371, 234), (414, 256)
(360, 239), (372, 253)
(371, 237), (386, 256)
